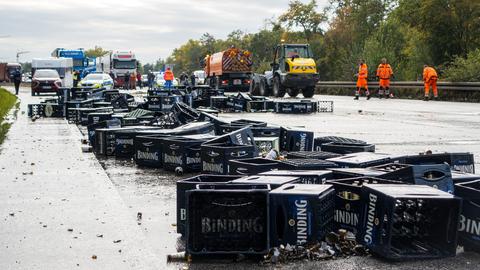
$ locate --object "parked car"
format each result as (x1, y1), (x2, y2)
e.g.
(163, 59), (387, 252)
(31, 69), (62, 96)
(79, 73), (114, 89)
(141, 74), (148, 85)
(155, 72), (179, 88)
(193, 70), (206, 85)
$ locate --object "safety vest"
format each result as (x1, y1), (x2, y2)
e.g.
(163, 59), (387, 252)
(358, 64), (368, 79)
(376, 64), (393, 80)
(164, 70), (174, 81)
(423, 67), (438, 81)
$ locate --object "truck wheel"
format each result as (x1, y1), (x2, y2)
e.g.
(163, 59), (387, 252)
(303, 87), (315, 98)
(287, 88), (299, 97)
(259, 78), (268, 96)
(249, 78), (260, 96)
(273, 76), (285, 98)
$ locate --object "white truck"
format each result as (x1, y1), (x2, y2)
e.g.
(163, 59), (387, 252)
(32, 58), (74, 88)
(96, 51), (137, 88)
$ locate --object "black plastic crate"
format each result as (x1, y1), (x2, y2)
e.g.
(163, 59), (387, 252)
(259, 170), (333, 184)
(251, 126), (281, 138)
(162, 136), (213, 173)
(201, 143), (256, 175)
(314, 136), (366, 151)
(228, 158), (282, 175)
(205, 126), (256, 148)
(87, 112), (112, 126)
(230, 175), (301, 190)
(114, 129), (140, 158)
(186, 184), (270, 255)
(327, 152), (405, 168)
(269, 184), (335, 247)
(176, 174), (242, 235)
(404, 152), (475, 174)
(454, 180), (480, 252)
(286, 151), (342, 160)
(87, 119), (121, 147)
(247, 100), (267, 112)
(279, 159), (339, 170)
(330, 177), (403, 234)
(280, 127), (314, 151)
(28, 103), (64, 118)
(321, 142), (375, 154)
(378, 163), (454, 193)
(198, 112), (229, 135)
(452, 171), (480, 184)
(231, 119), (267, 127)
(219, 123), (246, 135)
(134, 134), (172, 167)
(331, 167), (389, 179)
(77, 107), (111, 126)
(275, 100), (318, 114)
(95, 127), (161, 156)
(210, 96), (228, 110)
(358, 184), (461, 260)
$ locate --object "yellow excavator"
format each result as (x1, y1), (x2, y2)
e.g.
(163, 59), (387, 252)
(250, 43), (319, 98)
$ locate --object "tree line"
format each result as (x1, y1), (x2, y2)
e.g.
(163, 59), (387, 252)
(155, 0), (480, 82)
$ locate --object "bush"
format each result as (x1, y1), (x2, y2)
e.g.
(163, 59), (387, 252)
(444, 49), (480, 82)
(0, 88), (17, 146)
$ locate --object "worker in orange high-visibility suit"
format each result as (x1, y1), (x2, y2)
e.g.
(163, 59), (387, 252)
(376, 58), (394, 99)
(164, 67), (174, 90)
(423, 65), (438, 101)
(355, 59), (370, 100)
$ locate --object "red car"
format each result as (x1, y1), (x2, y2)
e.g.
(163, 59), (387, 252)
(31, 69), (62, 96)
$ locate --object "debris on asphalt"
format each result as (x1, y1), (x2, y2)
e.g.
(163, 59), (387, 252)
(113, 240), (121, 243)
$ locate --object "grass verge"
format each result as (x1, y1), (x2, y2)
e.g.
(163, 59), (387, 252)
(0, 88), (17, 145)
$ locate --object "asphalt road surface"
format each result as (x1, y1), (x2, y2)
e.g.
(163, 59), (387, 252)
(1, 86), (479, 270)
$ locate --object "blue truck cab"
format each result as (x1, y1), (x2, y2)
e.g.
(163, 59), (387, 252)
(51, 48), (96, 78)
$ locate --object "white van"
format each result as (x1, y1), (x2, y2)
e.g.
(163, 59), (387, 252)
(32, 58), (73, 88)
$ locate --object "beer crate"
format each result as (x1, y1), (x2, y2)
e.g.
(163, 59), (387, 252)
(87, 119), (121, 147)
(314, 136), (366, 151)
(162, 135), (214, 173)
(269, 184), (335, 247)
(134, 134), (172, 167)
(176, 174), (242, 235)
(246, 100), (268, 112)
(358, 184), (461, 260)
(327, 152), (405, 168)
(321, 142), (375, 154)
(378, 163), (454, 193)
(280, 127), (314, 152)
(254, 137), (280, 154)
(451, 171), (480, 184)
(230, 175), (301, 190)
(275, 100), (318, 114)
(260, 170), (333, 184)
(331, 167), (388, 179)
(186, 184), (270, 255)
(28, 103), (64, 118)
(251, 126), (281, 138)
(114, 129), (140, 158)
(198, 112), (229, 135)
(87, 112), (112, 126)
(404, 152), (475, 174)
(330, 177), (403, 234)
(210, 96), (228, 110)
(454, 180), (480, 252)
(279, 159), (339, 170)
(201, 143), (256, 175)
(231, 119), (267, 127)
(286, 151), (342, 160)
(228, 158), (282, 175)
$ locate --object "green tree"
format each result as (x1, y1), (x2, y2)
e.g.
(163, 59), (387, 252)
(444, 49), (480, 82)
(279, 0), (327, 41)
(85, 46), (110, 58)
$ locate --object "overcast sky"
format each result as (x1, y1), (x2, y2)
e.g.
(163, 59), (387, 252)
(0, 0), (329, 64)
